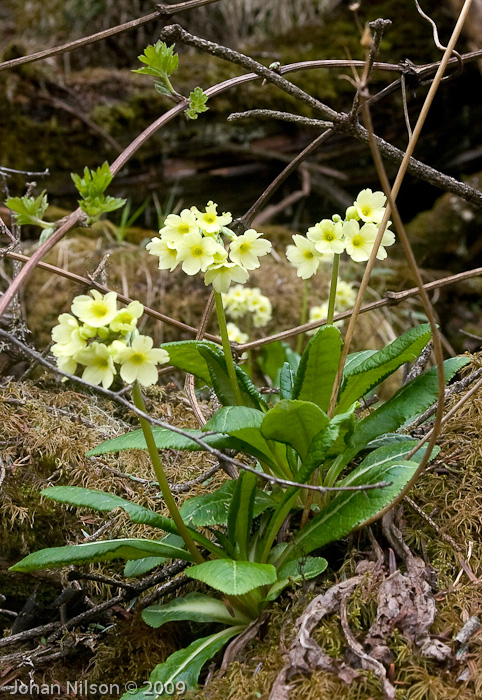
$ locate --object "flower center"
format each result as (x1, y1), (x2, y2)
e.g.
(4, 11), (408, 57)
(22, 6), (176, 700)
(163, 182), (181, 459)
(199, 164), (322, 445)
(97, 358), (109, 369)
(304, 251), (314, 260)
(193, 246), (204, 257)
(361, 206), (371, 216)
(179, 224), (190, 233)
(130, 353), (145, 364)
(91, 301), (108, 318)
(204, 214), (216, 224)
(325, 233), (334, 241)
(239, 243), (249, 253)
(352, 235), (363, 248)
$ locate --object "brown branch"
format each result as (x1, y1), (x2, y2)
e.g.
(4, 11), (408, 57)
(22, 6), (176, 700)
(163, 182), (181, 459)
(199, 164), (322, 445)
(237, 266), (482, 351)
(0, 0), (221, 74)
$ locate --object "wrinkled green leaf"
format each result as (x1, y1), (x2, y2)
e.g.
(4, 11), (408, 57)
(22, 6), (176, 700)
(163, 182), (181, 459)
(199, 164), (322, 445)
(261, 400), (329, 461)
(336, 324), (431, 413)
(228, 471), (257, 559)
(179, 481), (274, 528)
(186, 559), (276, 595)
(203, 406), (275, 465)
(265, 556), (328, 601)
(293, 325), (342, 411)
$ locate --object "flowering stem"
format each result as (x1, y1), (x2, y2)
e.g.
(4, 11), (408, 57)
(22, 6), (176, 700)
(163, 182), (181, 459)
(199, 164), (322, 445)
(326, 254), (340, 325)
(296, 279), (310, 354)
(131, 382), (205, 564)
(214, 291), (244, 406)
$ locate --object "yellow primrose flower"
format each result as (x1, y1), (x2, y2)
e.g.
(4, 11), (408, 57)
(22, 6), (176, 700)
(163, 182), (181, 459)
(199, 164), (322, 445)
(71, 290), (118, 328)
(286, 235), (322, 279)
(55, 354), (78, 375)
(335, 280), (356, 310)
(175, 231), (222, 275)
(345, 205), (359, 221)
(307, 219), (345, 255)
(78, 324), (99, 340)
(204, 261), (249, 293)
(353, 189), (386, 223)
(227, 322), (249, 345)
(110, 301), (144, 333)
(343, 220), (378, 262)
(115, 335), (170, 387)
(159, 209), (199, 243)
(146, 237), (179, 272)
(229, 229), (272, 270)
(192, 201), (232, 234)
(51, 313), (86, 356)
(75, 342), (116, 389)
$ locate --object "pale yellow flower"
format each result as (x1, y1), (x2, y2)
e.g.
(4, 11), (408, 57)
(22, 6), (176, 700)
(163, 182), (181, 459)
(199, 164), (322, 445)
(71, 290), (118, 328)
(335, 280), (356, 310)
(227, 322), (249, 345)
(110, 301), (144, 333)
(204, 261), (249, 293)
(159, 209), (199, 243)
(146, 236), (179, 271)
(229, 229), (271, 270)
(343, 220), (377, 262)
(175, 231), (222, 275)
(56, 354), (78, 375)
(307, 219), (345, 255)
(51, 313), (86, 356)
(75, 342), (116, 389)
(353, 189), (386, 223)
(286, 235), (321, 279)
(192, 201), (232, 234)
(115, 335), (170, 386)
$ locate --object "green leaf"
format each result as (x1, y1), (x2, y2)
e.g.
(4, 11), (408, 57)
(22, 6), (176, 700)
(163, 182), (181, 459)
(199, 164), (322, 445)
(199, 345), (266, 410)
(336, 324), (432, 413)
(124, 557), (167, 577)
(86, 425), (238, 457)
(298, 407), (356, 482)
(293, 325), (342, 411)
(179, 481), (274, 528)
(186, 559), (277, 595)
(10, 538), (196, 572)
(227, 471), (257, 559)
(279, 362), (295, 400)
(71, 163), (125, 224)
(261, 400), (329, 461)
(203, 406), (275, 465)
(283, 460), (420, 565)
(339, 441), (439, 488)
(345, 356), (470, 463)
(161, 340), (220, 383)
(142, 592), (250, 628)
(6, 191), (48, 226)
(121, 628), (243, 699)
(133, 42), (178, 81)
(265, 556), (328, 602)
(185, 86), (209, 120)
(41, 486), (176, 532)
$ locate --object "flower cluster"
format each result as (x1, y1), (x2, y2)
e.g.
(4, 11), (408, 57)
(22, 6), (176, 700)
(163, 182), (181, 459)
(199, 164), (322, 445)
(222, 285), (272, 329)
(286, 189), (395, 279)
(147, 202), (272, 293)
(307, 280), (356, 335)
(51, 290), (169, 388)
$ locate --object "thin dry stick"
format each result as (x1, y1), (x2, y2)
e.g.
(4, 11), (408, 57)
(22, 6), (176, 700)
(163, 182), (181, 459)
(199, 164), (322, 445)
(356, 97), (445, 521)
(0, 0), (222, 73)
(184, 292), (215, 425)
(5, 249), (481, 351)
(327, 0), (474, 417)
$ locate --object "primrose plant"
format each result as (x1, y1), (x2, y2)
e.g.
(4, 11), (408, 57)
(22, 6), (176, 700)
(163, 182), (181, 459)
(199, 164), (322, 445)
(11, 193), (469, 698)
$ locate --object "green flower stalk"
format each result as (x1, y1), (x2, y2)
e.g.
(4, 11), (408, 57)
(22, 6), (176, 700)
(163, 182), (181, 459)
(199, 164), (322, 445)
(132, 382), (205, 564)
